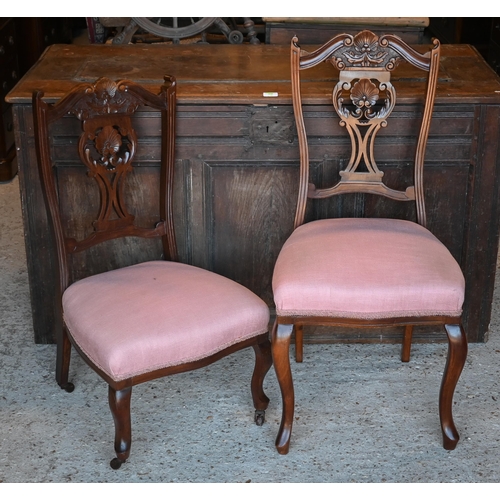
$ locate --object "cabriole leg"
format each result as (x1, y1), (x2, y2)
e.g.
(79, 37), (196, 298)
(272, 322), (294, 454)
(251, 337), (272, 425)
(440, 324), (468, 450)
(108, 386), (132, 469)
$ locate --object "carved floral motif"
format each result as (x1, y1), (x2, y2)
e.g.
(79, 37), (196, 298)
(329, 30), (402, 70)
(346, 31), (387, 67)
(72, 77), (140, 120)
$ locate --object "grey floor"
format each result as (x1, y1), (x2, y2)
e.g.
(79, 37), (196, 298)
(2, 175), (500, 484)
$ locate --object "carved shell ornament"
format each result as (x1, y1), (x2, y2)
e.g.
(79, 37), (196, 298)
(94, 126), (129, 170)
(346, 31), (387, 67)
(93, 77), (118, 101)
(351, 79), (379, 109)
(88, 78), (127, 114)
(335, 78), (394, 123)
(72, 77), (140, 119)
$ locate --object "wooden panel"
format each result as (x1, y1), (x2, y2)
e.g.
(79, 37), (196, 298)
(13, 106), (57, 343)
(45, 103), (472, 309)
(460, 104), (500, 342)
(206, 161), (297, 306)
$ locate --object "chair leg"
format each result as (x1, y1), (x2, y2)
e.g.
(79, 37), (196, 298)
(251, 337), (273, 425)
(401, 324), (413, 362)
(440, 324), (468, 450)
(56, 326), (74, 392)
(295, 324), (304, 363)
(271, 321), (294, 455)
(108, 386), (132, 469)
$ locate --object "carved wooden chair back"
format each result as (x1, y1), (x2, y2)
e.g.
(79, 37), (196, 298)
(33, 76), (178, 293)
(291, 30), (440, 230)
(32, 77), (272, 469)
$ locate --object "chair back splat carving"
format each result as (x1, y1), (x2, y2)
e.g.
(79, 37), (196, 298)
(33, 76), (272, 469)
(291, 30), (440, 229)
(270, 31), (467, 457)
(33, 77), (178, 294)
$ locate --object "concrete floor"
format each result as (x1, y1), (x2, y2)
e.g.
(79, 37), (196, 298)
(2, 174), (500, 484)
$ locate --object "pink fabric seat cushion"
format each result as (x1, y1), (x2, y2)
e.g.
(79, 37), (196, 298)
(62, 261), (270, 382)
(273, 218), (465, 320)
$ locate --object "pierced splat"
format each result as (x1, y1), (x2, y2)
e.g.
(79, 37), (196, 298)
(306, 32), (414, 201)
(335, 75), (394, 178)
(80, 117), (137, 234)
(56, 77), (167, 253)
(292, 30), (441, 228)
(312, 70), (415, 201)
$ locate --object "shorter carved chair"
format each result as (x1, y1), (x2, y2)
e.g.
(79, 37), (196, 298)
(33, 76), (272, 469)
(271, 32), (467, 454)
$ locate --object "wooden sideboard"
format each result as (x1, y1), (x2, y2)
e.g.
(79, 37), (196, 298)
(264, 17), (428, 44)
(1, 18), (74, 182)
(0, 18), (19, 182)
(6, 43), (500, 345)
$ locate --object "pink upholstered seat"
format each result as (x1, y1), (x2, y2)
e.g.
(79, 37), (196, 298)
(273, 218), (465, 320)
(63, 261), (270, 382)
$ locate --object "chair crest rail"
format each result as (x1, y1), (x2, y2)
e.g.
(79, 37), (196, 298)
(291, 30), (441, 228)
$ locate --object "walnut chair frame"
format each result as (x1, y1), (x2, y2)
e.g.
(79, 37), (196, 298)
(33, 76), (272, 468)
(271, 32), (468, 454)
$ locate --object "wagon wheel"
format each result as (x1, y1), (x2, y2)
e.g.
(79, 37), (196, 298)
(131, 17), (219, 42)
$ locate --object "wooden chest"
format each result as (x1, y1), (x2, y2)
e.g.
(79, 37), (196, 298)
(263, 17), (428, 44)
(0, 18), (19, 182)
(6, 43), (500, 344)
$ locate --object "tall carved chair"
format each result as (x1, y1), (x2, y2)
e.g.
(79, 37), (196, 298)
(271, 32), (467, 454)
(33, 76), (272, 469)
